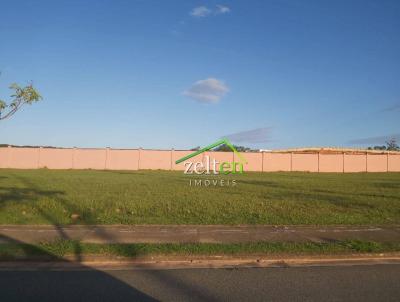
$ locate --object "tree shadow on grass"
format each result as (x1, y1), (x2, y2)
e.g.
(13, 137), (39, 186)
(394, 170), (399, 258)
(0, 175), (123, 258)
(0, 187), (64, 204)
(0, 174), (222, 302)
(0, 175), (158, 301)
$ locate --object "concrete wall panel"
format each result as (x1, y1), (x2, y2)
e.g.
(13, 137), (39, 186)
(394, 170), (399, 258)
(388, 155), (400, 172)
(263, 153), (291, 172)
(73, 149), (107, 170)
(106, 149), (139, 170)
(292, 153), (318, 172)
(39, 148), (73, 169)
(367, 154), (388, 172)
(344, 154), (367, 172)
(8, 148), (39, 169)
(235, 152), (263, 172)
(139, 150), (171, 170)
(0, 148), (10, 168)
(319, 154), (344, 172)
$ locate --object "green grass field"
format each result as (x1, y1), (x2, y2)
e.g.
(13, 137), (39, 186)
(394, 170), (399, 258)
(0, 169), (399, 225)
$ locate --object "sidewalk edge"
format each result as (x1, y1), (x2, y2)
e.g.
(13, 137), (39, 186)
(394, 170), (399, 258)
(1, 253), (400, 271)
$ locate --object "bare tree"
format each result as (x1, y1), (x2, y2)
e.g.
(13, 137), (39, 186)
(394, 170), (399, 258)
(0, 82), (42, 120)
(386, 138), (399, 151)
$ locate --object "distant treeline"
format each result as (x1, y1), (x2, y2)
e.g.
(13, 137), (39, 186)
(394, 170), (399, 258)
(0, 144), (63, 149)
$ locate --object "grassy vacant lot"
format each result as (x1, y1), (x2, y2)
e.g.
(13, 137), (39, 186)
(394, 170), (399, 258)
(0, 169), (399, 225)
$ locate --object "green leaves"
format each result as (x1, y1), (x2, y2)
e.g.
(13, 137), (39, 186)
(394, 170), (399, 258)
(9, 83), (42, 104)
(0, 82), (42, 120)
(0, 100), (6, 110)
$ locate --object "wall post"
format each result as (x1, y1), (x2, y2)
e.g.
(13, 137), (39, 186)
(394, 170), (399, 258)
(290, 152), (293, 172)
(38, 146), (42, 168)
(105, 147), (110, 170)
(138, 148), (142, 170)
(170, 148), (174, 171)
(261, 152), (264, 172)
(72, 147), (76, 169)
(342, 152), (345, 173)
(387, 153), (389, 172)
(7, 145), (12, 168)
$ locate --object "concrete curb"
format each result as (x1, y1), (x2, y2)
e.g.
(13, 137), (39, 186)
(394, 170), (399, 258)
(1, 253), (400, 271)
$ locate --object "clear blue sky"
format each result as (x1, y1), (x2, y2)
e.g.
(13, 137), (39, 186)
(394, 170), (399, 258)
(0, 0), (399, 150)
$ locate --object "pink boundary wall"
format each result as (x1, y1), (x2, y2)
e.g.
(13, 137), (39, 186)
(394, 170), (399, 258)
(291, 153), (318, 172)
(319, 154), (344, 173)
(0, 146), (399, 172)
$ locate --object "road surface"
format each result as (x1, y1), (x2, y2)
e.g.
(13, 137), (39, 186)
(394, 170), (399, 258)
(1, 264), (399, 301)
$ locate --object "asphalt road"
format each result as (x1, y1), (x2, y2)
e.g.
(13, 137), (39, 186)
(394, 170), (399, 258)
(1, 264), (400, 302)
